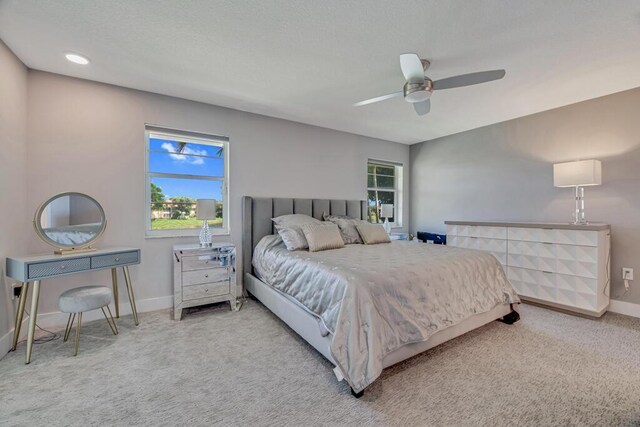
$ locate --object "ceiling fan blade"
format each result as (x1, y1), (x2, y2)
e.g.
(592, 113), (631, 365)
(433, 70), (506, 90)
(353, 91), (403, 107)
(399, 53), (425, 83)
(413, 99), (431, 116)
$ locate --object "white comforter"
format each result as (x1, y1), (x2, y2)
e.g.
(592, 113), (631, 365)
(253, 235), (520, 392)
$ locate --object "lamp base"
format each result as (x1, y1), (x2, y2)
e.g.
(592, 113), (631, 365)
(199, 220), (212, 247)
(383, 217), (391, 234)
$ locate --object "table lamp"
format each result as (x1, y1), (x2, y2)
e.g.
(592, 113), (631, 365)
(196, 199), (217, 246)
(380, 204), (394, 234)
(553, 160), (601, 224)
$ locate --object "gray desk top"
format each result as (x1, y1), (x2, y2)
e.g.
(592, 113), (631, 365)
(444, 221), (610, 231)
(6, 246), (140, 263)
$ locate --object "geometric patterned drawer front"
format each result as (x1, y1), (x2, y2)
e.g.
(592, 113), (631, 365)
(508, 227), (598, 247)
(508, 266), (598, 311)
(447, 225), (506, 239)
(91, 251), (139, 269)
(448, 236), (507, 265)
(28, 257), (91, 279)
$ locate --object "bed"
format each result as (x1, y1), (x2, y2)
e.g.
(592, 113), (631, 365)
(242, 196), (520, 397)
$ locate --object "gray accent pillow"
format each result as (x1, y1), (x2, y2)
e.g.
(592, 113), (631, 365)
(272, 214), (322, 251)
(300, 223), (345, 252)
(355, 223), (391, 244)
(323, 213), (366, 244)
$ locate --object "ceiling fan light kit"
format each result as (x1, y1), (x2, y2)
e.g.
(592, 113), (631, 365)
(355, 53), (506, 116)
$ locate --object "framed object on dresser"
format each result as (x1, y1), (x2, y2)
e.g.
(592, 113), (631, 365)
(446, 221), (611, 317)
(173, 243), (237, 320)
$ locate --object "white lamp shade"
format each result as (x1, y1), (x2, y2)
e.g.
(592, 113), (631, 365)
(196, 199), (217, 219)
(380, 204), (394, 218)
(553, 160), (602, 187)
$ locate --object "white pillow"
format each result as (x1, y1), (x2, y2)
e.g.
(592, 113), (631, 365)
(355, 223), (391, 245)
(300, 223), (345, 252)
(272, 214), (322, 251)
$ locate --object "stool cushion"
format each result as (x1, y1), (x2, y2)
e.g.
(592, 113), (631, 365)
(59, 286), (113, 313)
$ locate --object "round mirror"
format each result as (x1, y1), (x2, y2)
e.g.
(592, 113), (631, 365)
(34, 192), (106, 253)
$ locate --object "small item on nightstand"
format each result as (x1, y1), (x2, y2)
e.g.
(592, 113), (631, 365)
(408, 234), (414, 241)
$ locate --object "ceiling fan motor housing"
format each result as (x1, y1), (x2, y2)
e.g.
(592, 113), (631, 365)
(404, 79), (433, 103)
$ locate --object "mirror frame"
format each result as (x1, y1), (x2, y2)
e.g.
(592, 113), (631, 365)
(33, 192), (107, 252)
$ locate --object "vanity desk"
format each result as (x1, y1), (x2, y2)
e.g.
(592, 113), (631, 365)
(7, 247), (141, 364)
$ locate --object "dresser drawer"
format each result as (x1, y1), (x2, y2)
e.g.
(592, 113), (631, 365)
(91, 251), (139, 269)
(183, 267), (229, 286)
(182, 282), (230, 301)
(508, 227), (598, 247)
(28, 257), (91, 279)
(181, 254), (226, 271)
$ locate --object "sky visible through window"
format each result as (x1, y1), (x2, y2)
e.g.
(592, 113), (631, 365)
(149, 138), (224, 200)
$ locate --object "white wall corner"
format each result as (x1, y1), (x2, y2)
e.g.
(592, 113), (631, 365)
(608, 299), (640, 319)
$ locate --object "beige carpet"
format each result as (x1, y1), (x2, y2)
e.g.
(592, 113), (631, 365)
(1, 300), (639, 427)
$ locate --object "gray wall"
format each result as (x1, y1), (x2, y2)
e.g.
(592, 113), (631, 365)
(25, 71), (410, 316)
(410, 86), (640, 304)
(0, 41), (29, 354)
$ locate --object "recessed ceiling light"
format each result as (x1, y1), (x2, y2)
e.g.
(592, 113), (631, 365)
(65, 53), (90, 65)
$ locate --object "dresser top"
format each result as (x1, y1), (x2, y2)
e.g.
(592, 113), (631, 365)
(6, 246), (140, 263)
(444, 221), (610, 231)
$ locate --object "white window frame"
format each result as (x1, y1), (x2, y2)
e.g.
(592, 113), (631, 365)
(144, 125), (230, 238)
(367, 159), (403, 228)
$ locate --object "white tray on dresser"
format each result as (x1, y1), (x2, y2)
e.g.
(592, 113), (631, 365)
(446, 221), (611, 317)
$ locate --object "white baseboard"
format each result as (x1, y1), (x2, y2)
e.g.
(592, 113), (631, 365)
(1, 295), (173, 359)
(608, 299), (640, 319)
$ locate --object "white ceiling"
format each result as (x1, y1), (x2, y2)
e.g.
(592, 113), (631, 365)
(1, 0), (639, 144)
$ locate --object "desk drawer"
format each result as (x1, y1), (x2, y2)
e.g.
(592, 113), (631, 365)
(28, 258), (90, 279)
(183, 268), (229, 286)
(183, 282), (230, 301)
(91, 251), (139, 269)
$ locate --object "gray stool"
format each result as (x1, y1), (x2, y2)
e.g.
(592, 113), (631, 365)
(59, 285), (118, 356)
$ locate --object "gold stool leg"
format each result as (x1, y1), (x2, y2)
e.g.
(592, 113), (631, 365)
(101, 306), (118, 336)
(63, 313), (76, 342)
(11, 282), (28, 351)
(74, 312), (83, 356)
(111, 268), (120, 318)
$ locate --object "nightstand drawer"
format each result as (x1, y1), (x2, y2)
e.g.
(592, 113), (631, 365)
(28, 258), (90, 279)
(183, 267), (228, 286)
(181, 255), (224, 271)
(183, 282), (230, 301)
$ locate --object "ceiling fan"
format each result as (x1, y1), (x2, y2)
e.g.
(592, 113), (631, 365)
(354, 54), (506, 116)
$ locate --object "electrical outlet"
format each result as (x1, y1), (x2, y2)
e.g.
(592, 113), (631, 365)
(622, 268), (634, 281)
(11, 283), (22, 301)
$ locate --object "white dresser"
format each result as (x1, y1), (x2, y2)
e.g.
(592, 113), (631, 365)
(445, 221), (611, 317)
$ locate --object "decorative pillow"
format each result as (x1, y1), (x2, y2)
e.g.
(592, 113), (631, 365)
(272, 214), (322, 251)
(355, 223), (391, 245)
(300, 223), (345, 252)
(323, 213), (366, 244)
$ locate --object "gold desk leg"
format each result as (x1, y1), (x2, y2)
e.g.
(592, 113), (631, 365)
(25, 280), (41, 364)
(123, 266), (139, 326)
(74, 312), (82, 356)
(11, 282), (28, 351)
(111, 268), (120, 318)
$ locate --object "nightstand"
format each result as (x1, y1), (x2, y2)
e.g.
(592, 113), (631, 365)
(390, 232), (409, 241)
(173, 243), (237, 320)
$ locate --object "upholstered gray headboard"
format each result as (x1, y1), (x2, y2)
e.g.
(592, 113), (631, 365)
(242, 196), (368, 275)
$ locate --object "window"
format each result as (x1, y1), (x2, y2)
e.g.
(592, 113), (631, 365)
(367, 160), (403, 227)
(145, 126), (229, 237)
